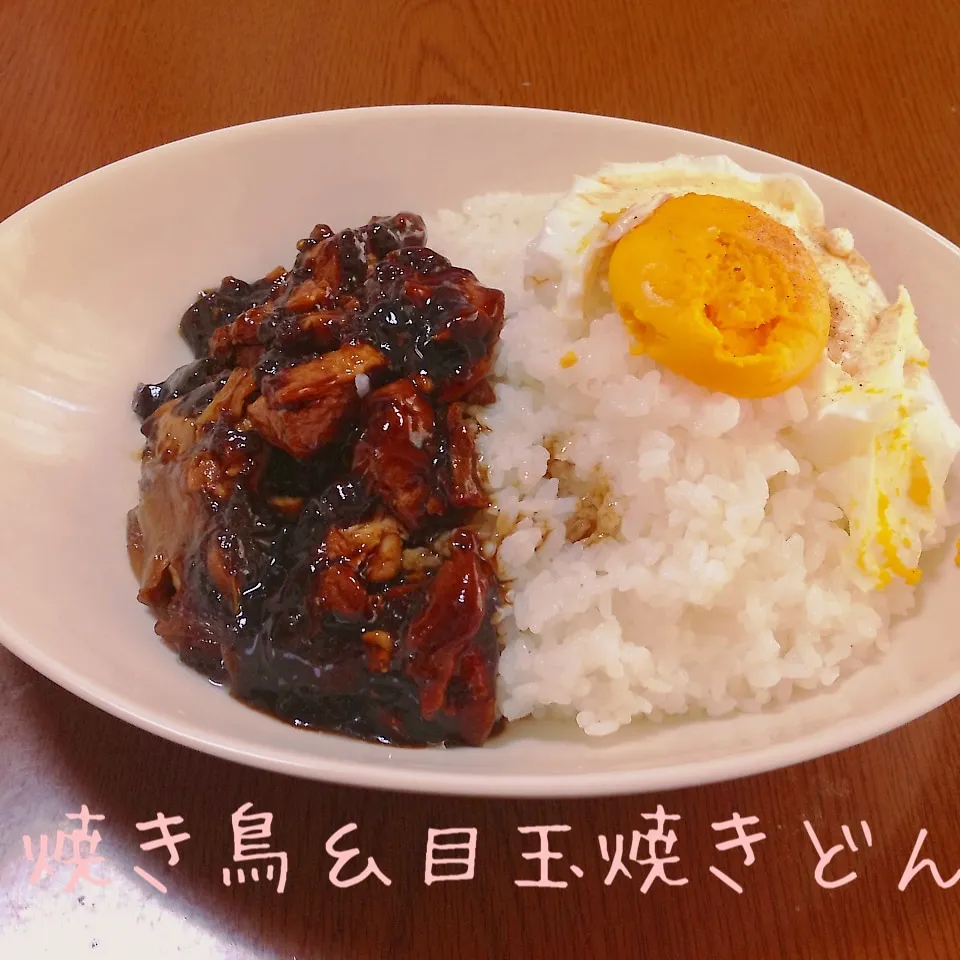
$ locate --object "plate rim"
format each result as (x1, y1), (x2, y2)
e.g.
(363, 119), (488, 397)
(4, 103), (958, 259)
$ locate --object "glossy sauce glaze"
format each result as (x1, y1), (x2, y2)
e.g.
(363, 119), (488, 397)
(127, 214), (506, 746)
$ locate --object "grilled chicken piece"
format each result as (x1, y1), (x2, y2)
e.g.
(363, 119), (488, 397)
(401, 530), (499, 744)
(209, 306), (270, 368)
(358, 246), (506, 403)
(324, 515), (405, 583)
(153, 595), (228, 682)
(352, 379), (446, 532)
(184, 215), (427, 367)
(443, 403), (488, 508)
(406, 263), (505, 402)
(195, 369), (257, 427)
(247, 344), (387, 458)
(128, 372), (266, 676)
(179, 271), (286, 359)
(314, 562), (373, 620)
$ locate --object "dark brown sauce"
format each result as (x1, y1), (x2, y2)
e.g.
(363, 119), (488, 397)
(127, 213), (506, 747)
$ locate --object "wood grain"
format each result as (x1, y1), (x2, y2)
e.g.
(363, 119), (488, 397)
(2, 0), (960, 957)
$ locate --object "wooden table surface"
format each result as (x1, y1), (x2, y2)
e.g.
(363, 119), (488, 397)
(3, 1), (960, 957)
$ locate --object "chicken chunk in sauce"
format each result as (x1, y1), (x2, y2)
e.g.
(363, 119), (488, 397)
(127, 213), (505, 747)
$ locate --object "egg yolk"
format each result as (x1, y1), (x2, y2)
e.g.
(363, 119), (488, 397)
(607, 193), (831, 398)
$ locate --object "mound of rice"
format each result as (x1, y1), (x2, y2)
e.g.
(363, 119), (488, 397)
(426, 194), (916, 736)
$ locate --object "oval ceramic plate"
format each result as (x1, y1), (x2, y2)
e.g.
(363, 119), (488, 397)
(2, 105), (960, 798)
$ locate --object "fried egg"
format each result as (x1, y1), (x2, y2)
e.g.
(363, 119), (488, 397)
(524, 155), (960, 591)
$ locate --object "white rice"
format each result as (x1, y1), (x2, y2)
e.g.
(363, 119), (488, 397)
(425, 193), (916, 737)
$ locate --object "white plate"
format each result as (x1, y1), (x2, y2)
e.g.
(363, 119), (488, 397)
(2, 105), (960, 798)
